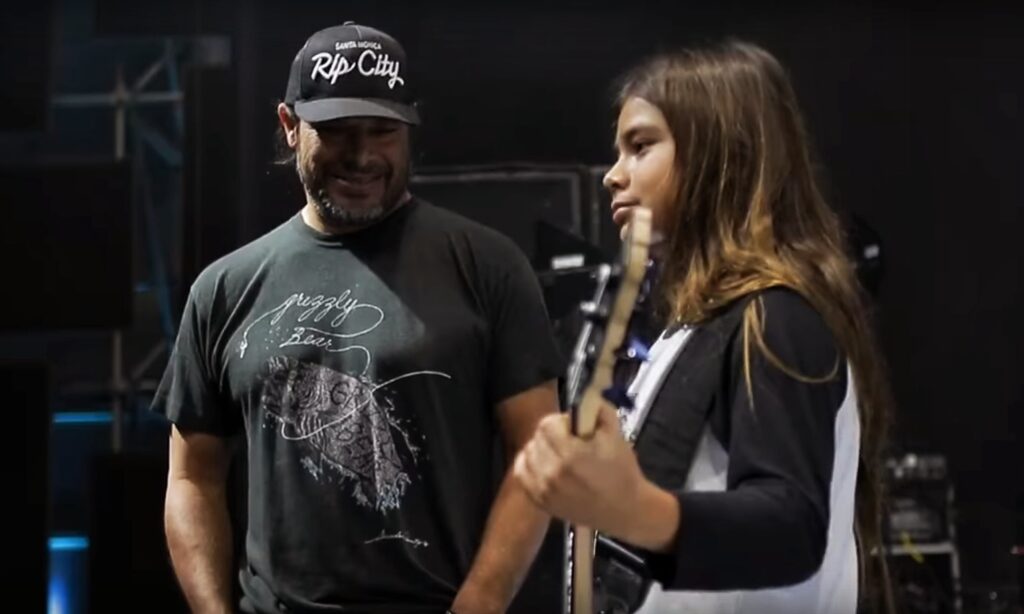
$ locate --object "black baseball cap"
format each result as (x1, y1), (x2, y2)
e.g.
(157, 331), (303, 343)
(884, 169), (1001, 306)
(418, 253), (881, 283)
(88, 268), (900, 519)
(284, 21), (419, 125)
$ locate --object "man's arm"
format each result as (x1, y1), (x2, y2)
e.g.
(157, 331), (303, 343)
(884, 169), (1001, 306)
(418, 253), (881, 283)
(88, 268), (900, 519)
(164, 425), (235, 614)
(451, 380), (560, 614)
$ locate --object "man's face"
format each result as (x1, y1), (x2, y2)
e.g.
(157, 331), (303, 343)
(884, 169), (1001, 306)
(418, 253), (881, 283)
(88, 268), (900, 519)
(288, 112), (412, 229)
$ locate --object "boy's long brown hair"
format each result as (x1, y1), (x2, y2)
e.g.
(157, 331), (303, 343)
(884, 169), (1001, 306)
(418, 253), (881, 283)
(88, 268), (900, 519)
(616, 41), (895, 610)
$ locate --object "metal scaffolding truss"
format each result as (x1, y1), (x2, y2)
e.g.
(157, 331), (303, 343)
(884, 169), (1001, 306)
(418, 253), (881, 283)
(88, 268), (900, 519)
(48, 33), (228, 451)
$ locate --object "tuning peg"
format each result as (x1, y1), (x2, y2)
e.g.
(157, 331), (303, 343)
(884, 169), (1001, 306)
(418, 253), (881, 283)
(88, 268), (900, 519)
(616, 336), (650, 362)
(579, 301), (609, 323)
(602, 386), (634, 410)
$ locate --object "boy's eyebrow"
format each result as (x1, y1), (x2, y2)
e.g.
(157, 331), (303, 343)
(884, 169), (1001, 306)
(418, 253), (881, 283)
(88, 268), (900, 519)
(613, 125), (652, 151)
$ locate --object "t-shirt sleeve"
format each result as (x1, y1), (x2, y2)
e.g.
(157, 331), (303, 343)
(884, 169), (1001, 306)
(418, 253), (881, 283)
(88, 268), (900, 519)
(483, 239), (565, 406)
(151, 283), (240, 436)
(648, 290), (848, 590)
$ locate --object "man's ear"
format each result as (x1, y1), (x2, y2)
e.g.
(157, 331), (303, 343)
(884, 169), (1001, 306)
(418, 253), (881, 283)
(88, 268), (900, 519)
(277, 103), (299, 148)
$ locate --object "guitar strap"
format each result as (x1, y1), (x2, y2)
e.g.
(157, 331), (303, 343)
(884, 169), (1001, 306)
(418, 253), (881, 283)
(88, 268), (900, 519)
(626, 292), (759, 483)
(620, 324), (697, 445)
(589, 324), (700, 614)
(594, 292), (759, 614)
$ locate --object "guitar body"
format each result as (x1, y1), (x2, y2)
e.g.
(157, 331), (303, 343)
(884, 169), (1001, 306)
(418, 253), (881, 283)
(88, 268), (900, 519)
(592, 534), (652, 613)
(562, 208), (654, 614)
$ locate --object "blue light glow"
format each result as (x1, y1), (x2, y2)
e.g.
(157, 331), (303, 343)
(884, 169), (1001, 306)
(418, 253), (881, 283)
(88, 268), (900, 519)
(53, 411), (112, 425)
(49, 534), (88, 614)
(49, 536), (89, 551)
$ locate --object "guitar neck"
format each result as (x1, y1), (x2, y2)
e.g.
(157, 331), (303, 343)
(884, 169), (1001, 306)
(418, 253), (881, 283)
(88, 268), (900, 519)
(570, 525), (595, 614)
(564, 207), (652, 614)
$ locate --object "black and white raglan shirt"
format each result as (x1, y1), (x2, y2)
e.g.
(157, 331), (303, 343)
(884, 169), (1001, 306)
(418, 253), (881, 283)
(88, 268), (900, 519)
(623, 288), (860, 614)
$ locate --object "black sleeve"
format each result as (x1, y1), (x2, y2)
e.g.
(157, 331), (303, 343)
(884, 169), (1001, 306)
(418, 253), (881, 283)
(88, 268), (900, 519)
(482, 238), (565, 406)
(650, 289), (848, 590)
(150, 283), (240, 436)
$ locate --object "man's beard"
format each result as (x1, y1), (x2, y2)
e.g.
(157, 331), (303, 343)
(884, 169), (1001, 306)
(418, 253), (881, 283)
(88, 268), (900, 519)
(298, 156), (409, 229)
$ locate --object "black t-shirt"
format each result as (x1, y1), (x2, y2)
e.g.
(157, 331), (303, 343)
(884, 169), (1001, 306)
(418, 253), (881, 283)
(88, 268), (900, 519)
(152, 198), (564, 613)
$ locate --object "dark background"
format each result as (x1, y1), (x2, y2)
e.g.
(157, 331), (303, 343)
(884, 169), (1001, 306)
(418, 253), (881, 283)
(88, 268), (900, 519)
(1, 0), (1021, 611)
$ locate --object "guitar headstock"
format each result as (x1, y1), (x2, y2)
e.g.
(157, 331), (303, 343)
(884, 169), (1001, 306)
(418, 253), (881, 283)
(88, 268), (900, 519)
(565, 208), (655, 438)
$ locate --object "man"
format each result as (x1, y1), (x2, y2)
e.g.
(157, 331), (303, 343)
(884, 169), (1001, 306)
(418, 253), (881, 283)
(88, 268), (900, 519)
(154, 21), (563, 614)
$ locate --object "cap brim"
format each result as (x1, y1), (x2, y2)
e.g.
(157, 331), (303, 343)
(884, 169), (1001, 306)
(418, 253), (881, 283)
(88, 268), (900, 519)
(294, 98), (420, 125)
